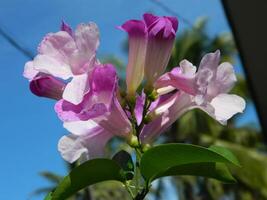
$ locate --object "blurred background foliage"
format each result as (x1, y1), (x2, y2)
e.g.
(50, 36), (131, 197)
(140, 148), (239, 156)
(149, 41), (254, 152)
(33, 18), (267, 200)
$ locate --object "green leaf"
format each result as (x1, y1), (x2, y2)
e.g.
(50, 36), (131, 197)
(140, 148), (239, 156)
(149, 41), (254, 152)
(140, 143), (239, 183)
(156, 162), (236, 183)
(112, 150), (134, 180)
(208, 145), (240, 167)
(50, 159), (125, 200)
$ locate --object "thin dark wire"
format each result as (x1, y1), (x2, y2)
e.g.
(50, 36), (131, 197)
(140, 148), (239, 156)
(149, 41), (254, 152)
(149, 0), (195, 28)
(0, 26), (34, 59)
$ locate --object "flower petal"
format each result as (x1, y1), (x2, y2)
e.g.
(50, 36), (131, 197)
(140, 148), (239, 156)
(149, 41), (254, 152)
(74, 22), (99, 55)
(141, 92), (192, 143)
(58, 128), (113, 163)
(155, 61), (197, 95)
(58, 134), (88, 163)
(33, 54), (72, 79)
(63, 120), (100, 136)
(97, 98), (132, 138)
(134, 94), (145, 125)
(23, 61), (39, 80)
(210, 94), (246, 124)
(38, 31), (76, 61)
(216, 62), (237, 93)
(63, 73), (89, 105)
(120, 20), (147, 95)
(61, 21), (73, 36)
(199, 50), (220, 71)
(55, 64), (117, 121)
(144, 14), (178, 88)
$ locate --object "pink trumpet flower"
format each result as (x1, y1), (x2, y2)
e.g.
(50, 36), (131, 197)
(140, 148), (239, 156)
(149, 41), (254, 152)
(143, 13), (178, 90)
(23, 21), (100, 104)
(120, 13), (178, 96)
(120, 20), (147, 96)
(55, 64), (132, 140)
(141, 51), (246, 143)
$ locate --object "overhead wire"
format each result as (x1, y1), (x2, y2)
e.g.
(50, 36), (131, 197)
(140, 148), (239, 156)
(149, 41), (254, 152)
(0, 0), (195, 60)
(0, 26), (34, 59)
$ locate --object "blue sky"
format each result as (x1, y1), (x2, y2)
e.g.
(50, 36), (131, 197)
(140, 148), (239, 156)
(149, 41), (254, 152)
(0, 0), (260, 199)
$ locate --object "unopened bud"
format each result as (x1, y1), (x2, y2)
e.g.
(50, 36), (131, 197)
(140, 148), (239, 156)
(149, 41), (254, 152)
(30, 75), (66, 100)
(128, 135), (139, 148)
(142, 144), (151, 152)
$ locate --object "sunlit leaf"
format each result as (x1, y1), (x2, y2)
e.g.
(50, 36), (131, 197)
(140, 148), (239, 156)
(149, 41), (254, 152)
(50, 159), (125, 200)
(140, 143), (239, 183)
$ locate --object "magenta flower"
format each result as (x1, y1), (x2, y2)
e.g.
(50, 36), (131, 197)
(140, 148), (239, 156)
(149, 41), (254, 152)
(30, 75), (66, 100)
(146, 51), (246, 140)
(120, 20), (147, 96)
(55, 63), (132, 140)
(24, 21), (100, 104)
(144, 13), (178, 90)
(120, 13), (178, 96)
(140, 91), (192, 143)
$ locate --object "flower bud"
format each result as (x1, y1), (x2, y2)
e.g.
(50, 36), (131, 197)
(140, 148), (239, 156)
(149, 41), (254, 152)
(143, 13), (178, 89)
(120, 20), (147, 96)
(128, 135), (139, 148)
(30, 75), (66, 100)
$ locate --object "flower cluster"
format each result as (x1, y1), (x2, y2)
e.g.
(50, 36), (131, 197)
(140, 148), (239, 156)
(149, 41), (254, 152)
(24, 14), (245, 163)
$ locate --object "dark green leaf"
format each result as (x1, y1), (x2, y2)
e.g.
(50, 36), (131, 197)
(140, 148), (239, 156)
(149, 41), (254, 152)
(208, 145), (240, 167)
(50, 159), (125, 200)
(112, 150), (134, 180)
(156, 162), (236, 183)
(140, 143), (239, 183)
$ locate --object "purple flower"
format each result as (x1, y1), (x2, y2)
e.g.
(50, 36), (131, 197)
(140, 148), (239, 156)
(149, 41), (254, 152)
(55, 64), (132, 139)
(143, 13), (178, 90)
(24, 21), (100, 104)
(120, 13), (178, 96)
(120, 20), (147, 96)
(140, 91), (191, 143)
(30, 75), (66, 100)
(154, 50), (246, 124)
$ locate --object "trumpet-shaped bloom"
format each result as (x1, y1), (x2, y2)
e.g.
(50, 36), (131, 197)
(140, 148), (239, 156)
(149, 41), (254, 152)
(155, 50), (246, 125)
(140, 91), (192, 143)
(55, 64), (132, 138)
(120, 20), (147, 96)
(144, 13), (178, 89)
(24, 21), (100, 104)
(140, 51), (245, 144)
(56, 64), (132, 162)
(120, 13), (178, 95)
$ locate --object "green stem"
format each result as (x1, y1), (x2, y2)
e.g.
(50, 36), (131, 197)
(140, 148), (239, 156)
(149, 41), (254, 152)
(125, 92), (154, 200)
(124, 182), (135, 199)
(134, 148), (142, 194)
(134, 183), (150, 200)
